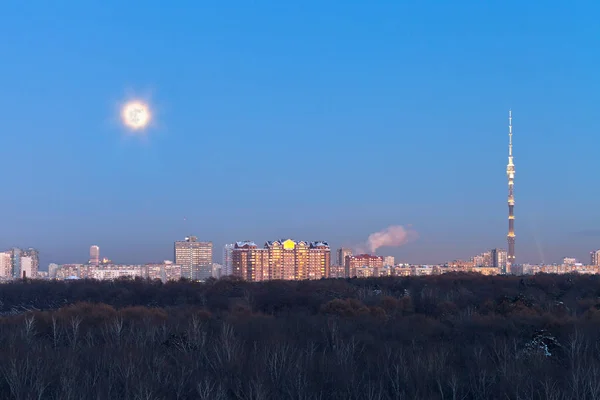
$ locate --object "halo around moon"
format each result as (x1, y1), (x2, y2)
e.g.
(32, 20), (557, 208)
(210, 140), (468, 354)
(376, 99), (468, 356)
(121, 101), (151, 131)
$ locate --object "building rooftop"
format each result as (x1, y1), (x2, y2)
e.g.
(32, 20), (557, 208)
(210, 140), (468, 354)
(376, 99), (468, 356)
(235, 241), (258, 248)
(350, 254), (383, 259)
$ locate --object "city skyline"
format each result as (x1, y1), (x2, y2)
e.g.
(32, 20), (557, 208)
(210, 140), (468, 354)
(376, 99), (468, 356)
(1, 1), (599, 266)
(25, 238), (600, 271)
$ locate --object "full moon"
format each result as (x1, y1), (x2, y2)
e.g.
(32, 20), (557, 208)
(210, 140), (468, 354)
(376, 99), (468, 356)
(121, 101), (151, 130)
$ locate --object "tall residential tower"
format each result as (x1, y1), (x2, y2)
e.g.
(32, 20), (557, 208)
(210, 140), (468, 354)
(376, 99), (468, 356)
(591, 250), (600, 266)
(90, 245), (100, 266)
(174, 236), (213, 281)
(506, 111), (516, 273)
(223, 244), (234, 277)
(336, 248), (352, 267)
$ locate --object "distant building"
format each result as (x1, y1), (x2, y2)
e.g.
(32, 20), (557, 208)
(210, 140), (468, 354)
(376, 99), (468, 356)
(491, 248), (508, 273)
(164, 263), (183, 281)
(212, 263), (222, 278)
(48, 263), (59, 279)
(471, 266), (500, 276)
(354, 266), (376, 278)
(52, 263), (185, 281)
(307, 241), (331, 279)
(329, 265), (346, 278)
(563, 257), (577, 266)
(21, 256), (33, 279)
(232, 241), (268, 281)
(0, 252), (11, 278)
(222, 244), (234, 276)
(10, 248), (21, 279)
(412, 266), (434, 276)
(383, 256), (395, 267)
(393, 266), (412, 276)
(336, 248), (352, 267)
(345, 254), (384, 278)
(146, 263), (182, 282)
(355, 264), (393, 278)
(472, 251), (492, 267)
(90, 245), (100, 266)
(174, 236), (213, 281)
(22, 248), (39, 278)
(591, 250), (600, 266)
(54, 264), (84, 280)
(232, 239), (330, 281)
(89, 265), (144, 280)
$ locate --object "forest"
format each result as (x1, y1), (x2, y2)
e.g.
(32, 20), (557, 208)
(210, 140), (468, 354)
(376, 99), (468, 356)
(0, 273), (599, 399)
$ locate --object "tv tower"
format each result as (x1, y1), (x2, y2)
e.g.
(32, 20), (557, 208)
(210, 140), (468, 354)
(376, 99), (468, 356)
(506, 110), (515, 272)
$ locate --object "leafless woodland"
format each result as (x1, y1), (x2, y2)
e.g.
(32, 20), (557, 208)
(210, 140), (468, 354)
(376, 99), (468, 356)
(0, 274), (600, 399)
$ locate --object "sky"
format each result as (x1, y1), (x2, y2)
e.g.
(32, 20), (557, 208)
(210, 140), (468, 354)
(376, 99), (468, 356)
(1, 0), (599, 267)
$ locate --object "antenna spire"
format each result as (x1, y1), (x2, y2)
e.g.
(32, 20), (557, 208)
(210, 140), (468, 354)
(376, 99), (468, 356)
(508, 110), (513, 157)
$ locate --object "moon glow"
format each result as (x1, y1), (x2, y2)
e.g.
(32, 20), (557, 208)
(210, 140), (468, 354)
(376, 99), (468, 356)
(121, 101), (151, 131)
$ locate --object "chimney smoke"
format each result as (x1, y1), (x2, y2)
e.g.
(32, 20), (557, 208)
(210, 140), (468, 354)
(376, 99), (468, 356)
(365, 225), (417, 254)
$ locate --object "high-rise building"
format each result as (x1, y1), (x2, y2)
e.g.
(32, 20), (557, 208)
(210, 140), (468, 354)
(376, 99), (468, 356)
(0, 252), (11, 278)
(337, 248), (352, 266)
(266, 239), (297, 280)
(22, 248), (39, 278)
(174, 236), (213, 281)
(307, 242), (331, 279)
(223, 244), (234, 277)
(345, 254), (384, 278)
(10, 248), (21, 279)
(506, 110), (516, 273)
(591, 250), (600, 266)
(232, 239), (330, 282)
(491, 248), (508, 273)
(232, 241), (268, 281)
(21, 256), (33, 278)
(90, 245), (100, 266)
(383, 256), (395, 267)
(337, 247), (352, 265)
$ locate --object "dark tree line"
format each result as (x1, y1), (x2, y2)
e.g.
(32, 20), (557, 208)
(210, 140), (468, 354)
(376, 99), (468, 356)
(0, 273), (600, 399)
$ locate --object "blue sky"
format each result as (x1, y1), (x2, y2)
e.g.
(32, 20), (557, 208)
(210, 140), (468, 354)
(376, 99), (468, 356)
(1, 0), (599, 267)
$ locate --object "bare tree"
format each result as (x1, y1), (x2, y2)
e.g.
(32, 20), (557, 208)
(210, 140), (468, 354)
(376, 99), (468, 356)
(232, 376), (267, 400)
(541, 377), (562, 400)
(448, 372), (468, 400)
(585, 365), (600, 399)
(111, 316), (124, 347)
(187, 313), (206, 349)
(565, 328), (588, 400)
(469, 367), (494, 400)
(387, 362), (407, 400)
(67, 315), (82, 349)
(214, 323), (241, 368)
(265, 342), (292, 384)
(196, 377), (226, 400)
(362, 380), (384, 400)
(22, 314), (36, 345)
(134, 384), (158, 400)
(51, 315), (62, 348)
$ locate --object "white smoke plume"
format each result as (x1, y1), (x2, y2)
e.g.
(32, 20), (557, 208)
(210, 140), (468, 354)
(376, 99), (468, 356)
(365, 225), (418, 254)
